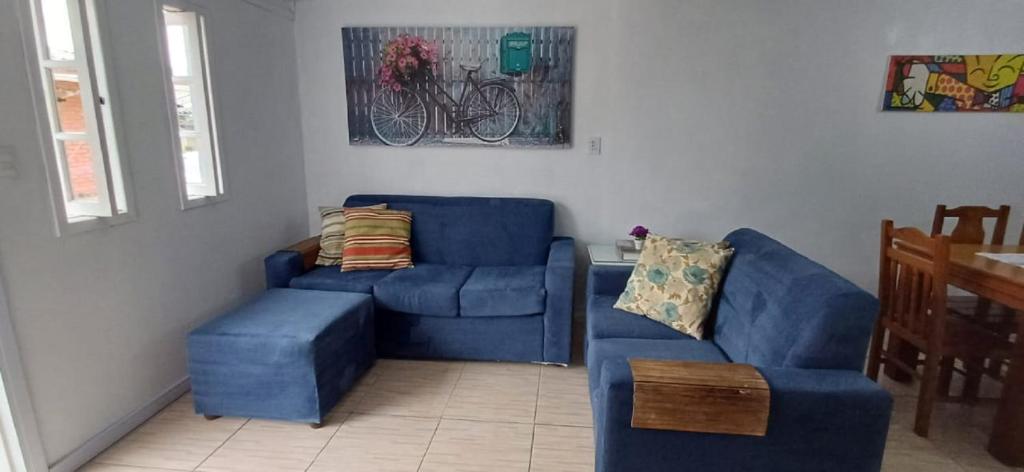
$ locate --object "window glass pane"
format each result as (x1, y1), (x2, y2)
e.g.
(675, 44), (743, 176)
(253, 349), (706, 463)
(174, 83), (195, 130)
(60, 139), (98, 200)
(165, 23), (190, 77)
(180, 136), (203, 184)
(49, 68), (86, 133)
(40, 0), (75, 60)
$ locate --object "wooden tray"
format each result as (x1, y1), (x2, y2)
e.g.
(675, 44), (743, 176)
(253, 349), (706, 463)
(630, 359), (770, 436)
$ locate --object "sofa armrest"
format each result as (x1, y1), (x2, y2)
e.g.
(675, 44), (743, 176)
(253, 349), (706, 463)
(592, 359), (892, 472)
(287, 236), (322, 271)
(264, 236), (320, 289)
(543, 237), (575, 364)
(587, 265), (633, 297)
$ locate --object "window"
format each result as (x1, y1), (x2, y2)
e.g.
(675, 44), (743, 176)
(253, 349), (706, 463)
(27, 0), (132, 231)
(159, 4), (224, 207)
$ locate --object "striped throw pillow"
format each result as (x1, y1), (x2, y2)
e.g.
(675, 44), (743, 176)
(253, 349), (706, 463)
(315, 204), (386, 266)
(341, 208), (414, 271)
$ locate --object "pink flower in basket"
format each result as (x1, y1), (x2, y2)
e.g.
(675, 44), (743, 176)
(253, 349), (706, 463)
(378, 34), (439, 92)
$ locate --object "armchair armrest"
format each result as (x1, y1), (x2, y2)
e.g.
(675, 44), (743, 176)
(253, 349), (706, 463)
(264, 235), (321, 289)
(587, 265), (633, 297)
(543, 237), (575, 364)
(592, 359), (892, 472)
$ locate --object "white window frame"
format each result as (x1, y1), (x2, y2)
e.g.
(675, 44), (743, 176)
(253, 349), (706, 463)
(22, 0), (135, 236)
(156, 1), (226, 210)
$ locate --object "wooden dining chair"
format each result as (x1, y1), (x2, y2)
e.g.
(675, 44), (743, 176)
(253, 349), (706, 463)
(931, 205), (1013, 398)
(867, 220), (1012, 437)
(931, 205), (1010, 321)
(931, 205), (1010, 247)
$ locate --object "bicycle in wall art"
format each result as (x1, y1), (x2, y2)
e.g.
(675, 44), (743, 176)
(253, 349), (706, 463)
(342, 26), (575, 147)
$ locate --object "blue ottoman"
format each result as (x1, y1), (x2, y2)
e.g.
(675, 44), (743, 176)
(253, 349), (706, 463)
(188, 288), (375, 426)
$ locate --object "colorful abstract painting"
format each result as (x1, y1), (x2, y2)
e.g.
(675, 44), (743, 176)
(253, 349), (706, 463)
(883, 55), (1024, 112)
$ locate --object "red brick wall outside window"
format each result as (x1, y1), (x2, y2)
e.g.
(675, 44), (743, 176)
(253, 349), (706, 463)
(55, 78), (98, 199)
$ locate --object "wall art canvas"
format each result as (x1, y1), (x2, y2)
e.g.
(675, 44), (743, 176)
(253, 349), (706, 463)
(883, 54), (1024, 112)
(342, 26), (575, 147)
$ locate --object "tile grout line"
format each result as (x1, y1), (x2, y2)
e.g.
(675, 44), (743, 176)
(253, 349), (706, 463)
(191, 418), (249, 471)
(306, 362), (385, 471)
(303, 411), (350, 472)
(416, 361), (465, 472)
(528, 365), (543, 472)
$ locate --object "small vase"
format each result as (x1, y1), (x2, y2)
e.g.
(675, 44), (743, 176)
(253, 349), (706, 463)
(633, 239), (644, 250)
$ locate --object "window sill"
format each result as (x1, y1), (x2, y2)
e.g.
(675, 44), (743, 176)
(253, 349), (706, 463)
(180, 193), (227, 211)
(60, 212), (136, 237)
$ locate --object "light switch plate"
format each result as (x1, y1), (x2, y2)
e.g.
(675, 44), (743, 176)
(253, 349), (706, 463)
(0, 146), (16, 178)
(588, 137), (602, 156)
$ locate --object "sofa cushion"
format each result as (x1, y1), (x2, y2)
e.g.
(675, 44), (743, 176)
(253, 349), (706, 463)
(586, 337), (730, 393)
(715, 228), (879, 371)
(289, 266), (392, 294)
(459, 266), (546, 317)
(373, 264), (474, 317)
(344, 195), (554, 266)
(190, 288), (372, 340)
(587, 295), (692, 341)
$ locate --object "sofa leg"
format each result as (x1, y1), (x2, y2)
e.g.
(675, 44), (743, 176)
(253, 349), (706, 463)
(310, 422), (323, 429)
(203, 415), (221, 421)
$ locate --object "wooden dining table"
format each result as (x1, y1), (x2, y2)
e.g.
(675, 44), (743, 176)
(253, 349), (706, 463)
(947, 244), (1024, 466)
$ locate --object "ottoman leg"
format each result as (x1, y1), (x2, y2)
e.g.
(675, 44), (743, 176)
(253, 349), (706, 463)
(310, 422), (323, 429)
(203, 415), (221, 421)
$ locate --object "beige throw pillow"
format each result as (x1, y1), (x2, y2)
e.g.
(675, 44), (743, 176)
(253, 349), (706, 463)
(315, 203), (386, 266)
(613, 234), (734, 339)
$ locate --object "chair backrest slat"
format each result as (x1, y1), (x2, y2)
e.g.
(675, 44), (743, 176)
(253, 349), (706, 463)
(919, 273), (934, 335)
(908, 267), (921, 330)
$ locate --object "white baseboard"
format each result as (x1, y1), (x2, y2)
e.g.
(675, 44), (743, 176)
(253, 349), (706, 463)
(48, 377), (191, 472)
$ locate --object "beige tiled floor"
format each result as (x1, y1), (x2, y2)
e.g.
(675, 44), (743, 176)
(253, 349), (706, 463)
(877, 374), (1021, 472)
(83, 359), (1019, 472)
(86, 360), (592, 472)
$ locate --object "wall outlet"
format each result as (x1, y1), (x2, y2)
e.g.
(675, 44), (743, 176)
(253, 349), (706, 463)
(588, 136), (602, 156)
(0, 147), (16, 178)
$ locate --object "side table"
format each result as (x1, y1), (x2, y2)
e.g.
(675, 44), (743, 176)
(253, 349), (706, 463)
(588, 244), (636, 267)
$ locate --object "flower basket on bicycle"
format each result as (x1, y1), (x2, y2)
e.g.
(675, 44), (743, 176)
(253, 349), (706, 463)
(370, 35), (522, 146)
(376, 35), (438, 92)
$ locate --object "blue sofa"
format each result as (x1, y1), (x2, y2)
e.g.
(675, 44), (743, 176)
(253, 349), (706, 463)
(587, 228), (892, 472)
(265, 195), (575, 364)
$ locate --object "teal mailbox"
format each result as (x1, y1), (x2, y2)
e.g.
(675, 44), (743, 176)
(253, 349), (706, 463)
(500, 32), (532, 75)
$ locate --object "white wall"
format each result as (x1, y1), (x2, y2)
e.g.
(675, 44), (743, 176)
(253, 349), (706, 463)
(294, 0), (1024, 291)
(0, 0), (307, 464)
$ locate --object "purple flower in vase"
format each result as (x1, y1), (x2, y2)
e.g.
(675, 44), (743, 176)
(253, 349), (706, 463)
(629, 225), (649, 240)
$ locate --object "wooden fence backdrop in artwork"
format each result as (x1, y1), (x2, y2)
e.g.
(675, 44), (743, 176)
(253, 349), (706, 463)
(342, 26), (575, 146)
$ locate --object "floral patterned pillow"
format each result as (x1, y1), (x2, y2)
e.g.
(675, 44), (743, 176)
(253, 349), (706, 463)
(613, 234), (734, 339)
